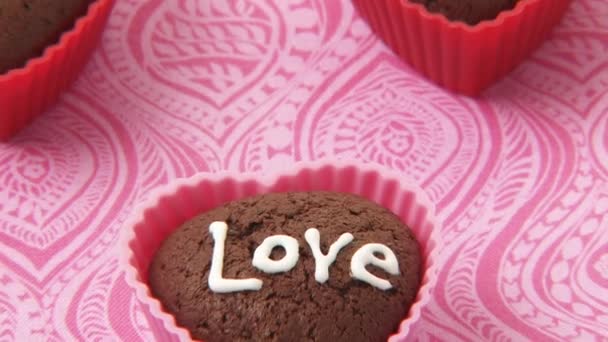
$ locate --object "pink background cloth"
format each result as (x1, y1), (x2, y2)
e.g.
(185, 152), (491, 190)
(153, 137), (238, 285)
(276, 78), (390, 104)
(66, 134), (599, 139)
(0, 0), (607, 340)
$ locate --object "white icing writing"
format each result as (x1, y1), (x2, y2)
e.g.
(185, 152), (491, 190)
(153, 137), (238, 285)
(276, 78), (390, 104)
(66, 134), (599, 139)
(207, 221), (400, 292)
(252, 235), (300, 273)
(208, 222), (263, 293)
(304, 228), (354, 283)
(350, 244), (400, 290)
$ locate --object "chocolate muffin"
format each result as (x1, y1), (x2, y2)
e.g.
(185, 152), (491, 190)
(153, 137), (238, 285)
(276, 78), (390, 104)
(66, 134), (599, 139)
(148, 192), (422, 342)
(410, 0), (519, 25)
(0, 0), (93, 73)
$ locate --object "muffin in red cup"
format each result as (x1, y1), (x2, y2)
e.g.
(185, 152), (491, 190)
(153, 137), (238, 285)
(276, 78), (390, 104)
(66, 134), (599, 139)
(352, 0), (572, 95)
(0, 0), (115, 141)
(121, 161), (442, 341)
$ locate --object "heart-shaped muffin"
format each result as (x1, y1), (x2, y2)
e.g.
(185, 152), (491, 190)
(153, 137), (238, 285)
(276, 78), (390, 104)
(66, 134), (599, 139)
(0, 0), (115, 140)
(352, 0), (572, 95)
(122, 161), (441, 341)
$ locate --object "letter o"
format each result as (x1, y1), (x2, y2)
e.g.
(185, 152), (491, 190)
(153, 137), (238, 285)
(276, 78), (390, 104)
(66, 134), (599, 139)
(252, 235), (300, 274)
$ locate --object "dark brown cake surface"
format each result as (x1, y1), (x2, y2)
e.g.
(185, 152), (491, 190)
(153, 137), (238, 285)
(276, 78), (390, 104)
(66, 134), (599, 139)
(148, 192), (422, 342)
(0, 0), (93, 73)
(410, 0), (519, 25)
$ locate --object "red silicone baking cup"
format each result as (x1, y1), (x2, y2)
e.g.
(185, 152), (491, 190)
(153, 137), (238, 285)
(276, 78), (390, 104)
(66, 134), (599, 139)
(121, 160), (442, 341)
(352, 0), (572, 95)
(0, 0), (115, 141)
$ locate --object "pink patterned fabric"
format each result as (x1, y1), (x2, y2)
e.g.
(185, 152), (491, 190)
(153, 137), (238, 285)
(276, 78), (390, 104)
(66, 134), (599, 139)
(0, 0), (607, 340)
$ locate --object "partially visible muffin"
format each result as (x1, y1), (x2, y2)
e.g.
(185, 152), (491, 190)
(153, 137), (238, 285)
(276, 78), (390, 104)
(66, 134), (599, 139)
(410, 0), (519, 25)
(0, 0), (93, 73)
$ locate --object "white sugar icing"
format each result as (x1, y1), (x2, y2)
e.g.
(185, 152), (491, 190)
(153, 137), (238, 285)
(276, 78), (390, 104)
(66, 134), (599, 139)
(252, 235), (300, 273)
(350, 243), (400, 290)
(207, 221), (400, 292)
(304, 228), (354, 283)
(208, 221), (263, 293)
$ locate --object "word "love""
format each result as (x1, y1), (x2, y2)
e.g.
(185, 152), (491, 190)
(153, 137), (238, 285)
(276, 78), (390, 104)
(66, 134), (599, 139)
(207, 221), (400, 293)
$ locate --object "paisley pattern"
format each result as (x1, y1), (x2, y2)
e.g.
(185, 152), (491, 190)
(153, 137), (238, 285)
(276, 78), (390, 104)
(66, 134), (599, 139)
(0, 0), (607, 340)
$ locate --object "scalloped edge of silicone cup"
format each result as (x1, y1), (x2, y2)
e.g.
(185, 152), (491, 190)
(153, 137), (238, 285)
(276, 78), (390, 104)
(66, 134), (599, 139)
(401, 0), (543, 32)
